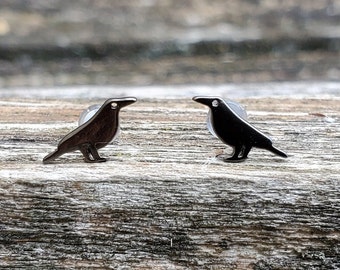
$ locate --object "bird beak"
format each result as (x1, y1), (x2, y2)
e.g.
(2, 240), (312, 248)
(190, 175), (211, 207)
(119, 97), (137, 108)
(192, 96), (210, 106)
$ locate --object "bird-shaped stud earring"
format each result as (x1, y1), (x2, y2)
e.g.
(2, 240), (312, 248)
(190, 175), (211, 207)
(193, 96), (287, 162)
(43, 97), (137, 164)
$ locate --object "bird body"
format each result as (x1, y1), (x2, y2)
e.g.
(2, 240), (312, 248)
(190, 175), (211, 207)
(193, 96), (287, 162)
(43, 97), (136, 163)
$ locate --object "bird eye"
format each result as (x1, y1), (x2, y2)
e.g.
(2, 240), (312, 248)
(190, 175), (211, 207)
(111, 102), (117, 109)
(212, 100), (219, 107)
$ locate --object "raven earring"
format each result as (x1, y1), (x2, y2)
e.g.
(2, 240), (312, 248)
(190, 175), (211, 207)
(193, 96), (287, 162)
(43, 97), (137, 164)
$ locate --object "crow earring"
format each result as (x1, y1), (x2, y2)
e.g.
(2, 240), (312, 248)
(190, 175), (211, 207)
(193, 96), (287, 162)
(43, 97), (137, 164)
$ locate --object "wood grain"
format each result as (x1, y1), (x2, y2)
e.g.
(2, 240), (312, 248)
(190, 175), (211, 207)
(0, 96), (339, 269)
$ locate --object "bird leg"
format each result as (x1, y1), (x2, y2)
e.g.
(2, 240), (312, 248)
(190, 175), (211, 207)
(216, 145), (247, 163)
(241, 145), (252, 159)
(79, 143), (106, 163)
(89, 144), (107, 162)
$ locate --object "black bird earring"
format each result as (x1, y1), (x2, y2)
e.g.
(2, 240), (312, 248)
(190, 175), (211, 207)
(193, 96), (287, 162)
(43, 97), (137, 164)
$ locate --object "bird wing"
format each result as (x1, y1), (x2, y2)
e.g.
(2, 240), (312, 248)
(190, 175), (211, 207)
(221, 99), (273, 143)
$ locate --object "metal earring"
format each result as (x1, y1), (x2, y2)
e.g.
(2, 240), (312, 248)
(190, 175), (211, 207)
(43, 97), (137, 164)
(193, 96), (287, 162)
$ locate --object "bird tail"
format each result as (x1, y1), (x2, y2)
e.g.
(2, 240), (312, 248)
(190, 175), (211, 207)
(43, 149), (62, 164)
(267, 145), (288, 158)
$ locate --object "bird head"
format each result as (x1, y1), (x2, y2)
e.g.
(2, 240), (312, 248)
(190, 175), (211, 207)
(193, 96), (248, 121)
(192, 96), (223, 109)
(106, 97), (137, 110)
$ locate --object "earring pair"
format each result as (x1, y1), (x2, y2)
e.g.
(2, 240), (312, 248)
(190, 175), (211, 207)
(43, 97), (287, 164)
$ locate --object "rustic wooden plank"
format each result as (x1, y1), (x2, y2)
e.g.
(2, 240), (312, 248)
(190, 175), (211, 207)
(0, 96), (339, 269)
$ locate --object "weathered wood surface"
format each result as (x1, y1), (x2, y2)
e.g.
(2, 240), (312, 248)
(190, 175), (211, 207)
(0, 94), (339, 269)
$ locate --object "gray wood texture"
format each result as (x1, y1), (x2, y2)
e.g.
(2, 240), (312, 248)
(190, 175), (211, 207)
(0, 94), (339, 269)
